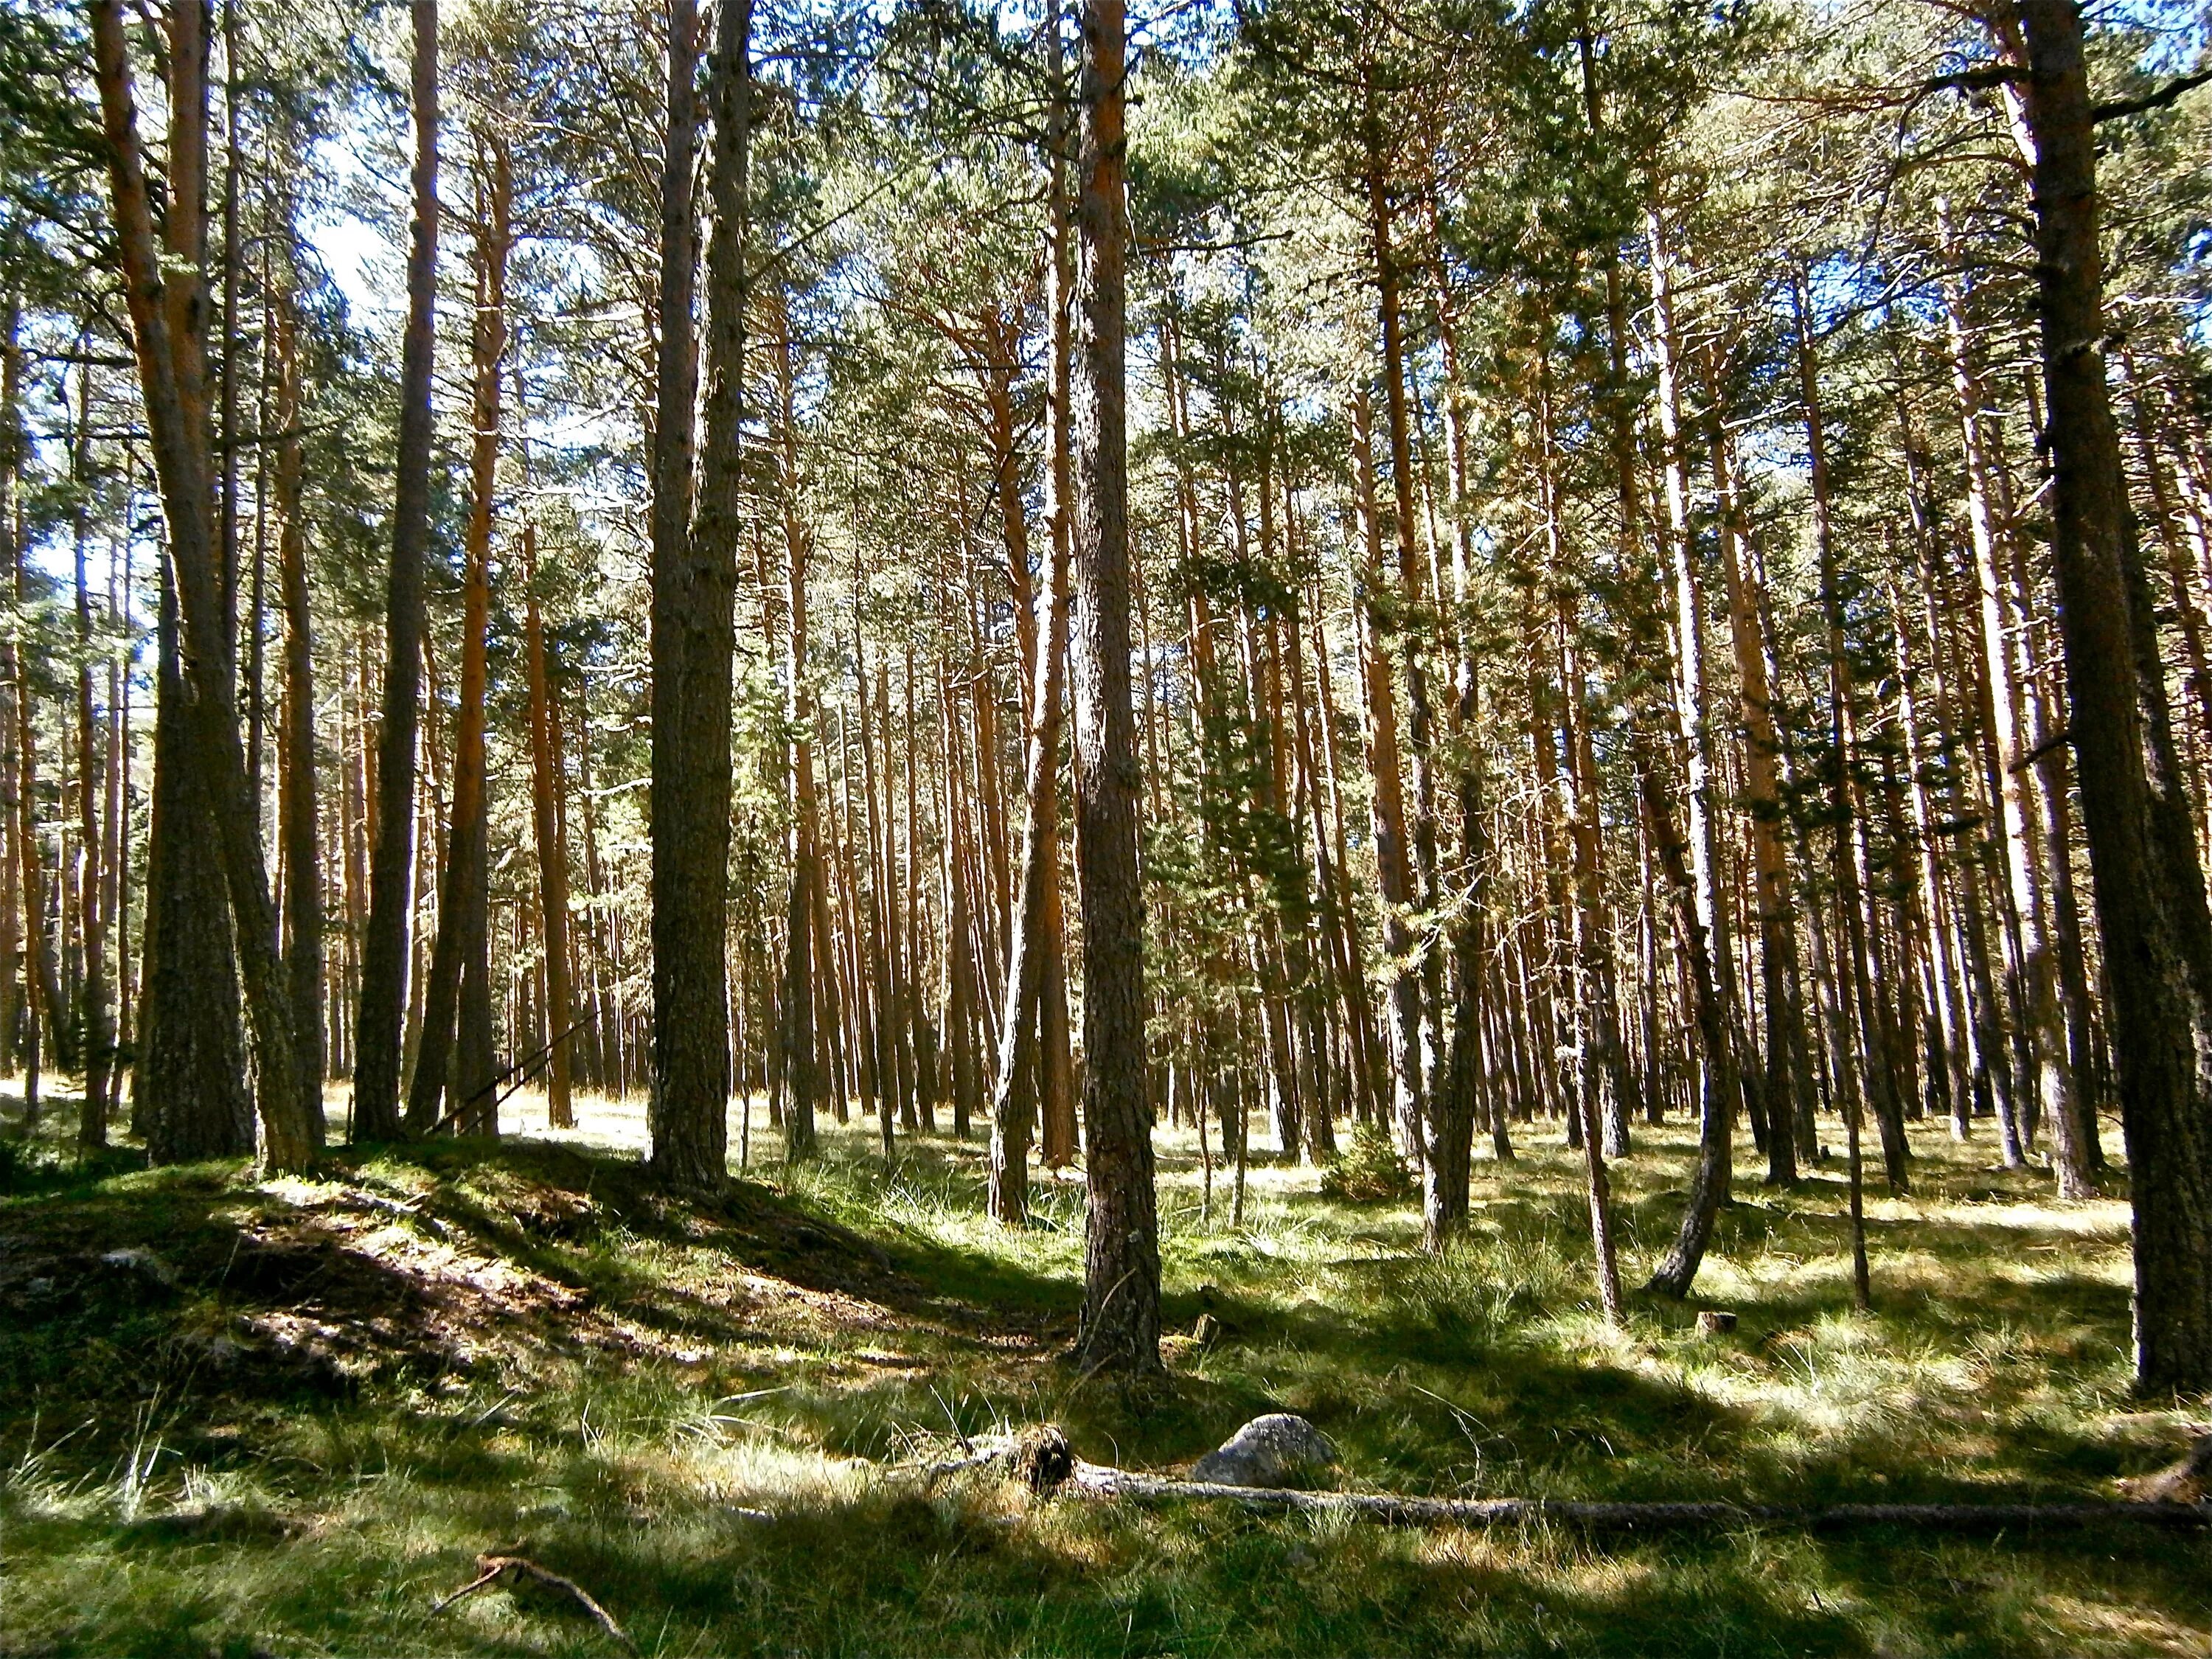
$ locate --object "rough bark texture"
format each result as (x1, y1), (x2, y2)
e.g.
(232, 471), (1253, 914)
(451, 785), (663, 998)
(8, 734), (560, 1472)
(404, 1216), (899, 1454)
(2016, 0), (2212, 1391)
(650, 0), (749, 1184)
(354, 0), (439, 1142)
(406, 135), (509, 1137)
(988, 532), (1068, 1225)
(91, 0), (313, 1170)
(1068, 0), (1161, 1377)
(139, 561), (251, 1162)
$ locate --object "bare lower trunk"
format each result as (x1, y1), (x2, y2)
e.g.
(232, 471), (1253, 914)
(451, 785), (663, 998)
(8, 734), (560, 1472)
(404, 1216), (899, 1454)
(523, 521), (574, 1129)
(1068, 0), (1159, 1377)
(408, 134), (509, 1137)
(92, 0), (311, 1169)
(2015, 0), (2212, 1391)
(274, 234), (324, 1133)
(355, 0), (439, 1142)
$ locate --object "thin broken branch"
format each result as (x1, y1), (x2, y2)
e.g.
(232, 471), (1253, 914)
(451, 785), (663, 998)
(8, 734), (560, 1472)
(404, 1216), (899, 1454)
(432, 1554), (635, 1651)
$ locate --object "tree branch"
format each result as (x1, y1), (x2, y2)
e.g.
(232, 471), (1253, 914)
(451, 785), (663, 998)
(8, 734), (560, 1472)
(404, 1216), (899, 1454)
(2093, 66), (2212, 122)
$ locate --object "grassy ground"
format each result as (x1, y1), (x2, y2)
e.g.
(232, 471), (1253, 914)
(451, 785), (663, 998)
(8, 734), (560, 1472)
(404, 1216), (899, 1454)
(1, 1087), (2205, 1658)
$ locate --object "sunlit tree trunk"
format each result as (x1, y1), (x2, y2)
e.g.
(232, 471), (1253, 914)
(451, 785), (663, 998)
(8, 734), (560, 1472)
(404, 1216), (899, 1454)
(1942, 221), (2087, 1196)
(1068, 0), (1159, 1375)
(406, 131), (509, 1138)
(2014, 0), (2212, 1390)
(92, 0), (313, 1168)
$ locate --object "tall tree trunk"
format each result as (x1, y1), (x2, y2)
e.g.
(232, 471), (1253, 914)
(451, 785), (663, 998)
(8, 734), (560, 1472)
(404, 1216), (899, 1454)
(1068, 0), (1159, 1377)
(1795, 274), (1878, 1301)
(989, 449), (1071, 1224)
(774, 288), (821, 1161)
(1795, 281), (1910, 1194)
(1363, 79), (1444, 1142)
(91, 0), (313, 1169)
(1710, 392), (1808, 1183)
(1037, 95), (1080, 1170)
(0, 297), (18, 1086)
(1643, 212), (1743, 1292)
(406, 132), (509, 1136)
(650, 0), (749, 1183)
(2014, 0), (2212, 1391)
(274, 225), (325, 1136)
(522, 518), (575, 1129)
(1942, 223), (2088, 1194)
(354, 0), (439, 1141)
(1349, 380), (1429, 1162)
(70, 375), (113, 1146)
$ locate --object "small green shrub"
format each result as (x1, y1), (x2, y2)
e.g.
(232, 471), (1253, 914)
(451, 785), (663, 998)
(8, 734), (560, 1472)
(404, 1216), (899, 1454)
(1318, 1121), (1415, 1203)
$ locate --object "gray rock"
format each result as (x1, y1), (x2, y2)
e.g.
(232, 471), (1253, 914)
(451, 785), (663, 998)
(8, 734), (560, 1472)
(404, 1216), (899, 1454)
(98, 1247), (178, 1288)
(1190, 1413), (1337, 1489)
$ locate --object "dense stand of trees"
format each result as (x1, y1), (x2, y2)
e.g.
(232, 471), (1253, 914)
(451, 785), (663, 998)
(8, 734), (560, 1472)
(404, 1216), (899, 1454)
(1, 0), (2209, 1385)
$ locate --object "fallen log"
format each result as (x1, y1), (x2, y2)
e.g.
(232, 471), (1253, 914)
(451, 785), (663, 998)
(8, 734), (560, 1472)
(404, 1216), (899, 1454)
(1061, 1461), (2212, 1533)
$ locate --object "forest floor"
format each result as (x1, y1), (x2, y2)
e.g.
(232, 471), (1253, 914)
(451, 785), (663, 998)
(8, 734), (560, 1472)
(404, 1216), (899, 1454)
(1, 1087), (2206, 1658)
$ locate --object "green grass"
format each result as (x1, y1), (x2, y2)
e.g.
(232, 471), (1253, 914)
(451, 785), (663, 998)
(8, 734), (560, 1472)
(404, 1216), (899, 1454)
(1, 1089), (2205, 1657)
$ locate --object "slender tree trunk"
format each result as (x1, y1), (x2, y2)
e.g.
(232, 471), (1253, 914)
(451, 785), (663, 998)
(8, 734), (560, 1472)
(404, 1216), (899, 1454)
(0, 301), (17, 1085)
(1795, 282), (1909, 1193)
(1643, 213), (1742, 1290)
(354, 0), (439, 1141)
(522, 518), (575, 1129)
(1068, 0), (1159, 1376)
(773, 290), (821, 1161)
(274, 225), (324, 1138)
(1943, 226), (2088, 1194)
(406, 133), (509, 1136)
(70, 379), (113, 1147)
(1711, 400), (1808, 1182)
(988, 410), (1071, 1222)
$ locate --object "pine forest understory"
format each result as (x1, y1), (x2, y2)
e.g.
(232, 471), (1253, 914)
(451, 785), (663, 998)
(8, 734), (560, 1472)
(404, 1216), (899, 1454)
(4, 0), (2212, 1649)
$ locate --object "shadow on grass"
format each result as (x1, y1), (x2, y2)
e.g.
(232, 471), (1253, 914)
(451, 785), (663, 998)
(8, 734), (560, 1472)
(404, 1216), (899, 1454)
(3, 1115), (2206, 1658)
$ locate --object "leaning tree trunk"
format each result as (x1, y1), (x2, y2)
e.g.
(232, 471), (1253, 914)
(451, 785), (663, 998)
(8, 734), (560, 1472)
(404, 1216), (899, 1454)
(354, 0), (439, 1142)
(91, 0), (314, 1170)
(1643, 209), (1743, 1294)
(1068, 0), (1161, 1378)
(2014, 0), (2212, 1392)
(988, 471), (1071, 1224)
